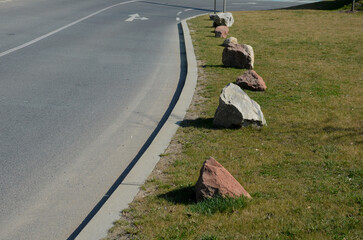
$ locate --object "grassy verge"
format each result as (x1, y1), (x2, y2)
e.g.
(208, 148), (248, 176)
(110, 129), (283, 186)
(104, 6), (362, 240)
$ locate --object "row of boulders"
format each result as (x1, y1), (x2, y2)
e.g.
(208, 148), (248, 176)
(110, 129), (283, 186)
(212, 13), (255, 70)
(194, 12), (269, 201)
(211, 12), (267, 129)
(211, 13), (233, 41)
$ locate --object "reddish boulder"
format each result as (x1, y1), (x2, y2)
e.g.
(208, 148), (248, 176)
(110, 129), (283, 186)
(222, 43), (254, 69)
(215, 26), (229, 38)
(195, 157), (252, 201)
(236, 70), (267, 91)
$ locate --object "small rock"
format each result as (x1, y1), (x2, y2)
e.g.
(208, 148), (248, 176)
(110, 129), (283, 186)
(215, 26), (229, 38)
(195, 157), (251, 201)
(223, 37), (238, 46)
(222, 43), (254, 69)
(236, 70), (267, 91)
(213, 83), (266, 128)
(213, 12), (234, 27)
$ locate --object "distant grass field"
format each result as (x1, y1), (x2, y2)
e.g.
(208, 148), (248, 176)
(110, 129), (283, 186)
(105, 5), (362, 240)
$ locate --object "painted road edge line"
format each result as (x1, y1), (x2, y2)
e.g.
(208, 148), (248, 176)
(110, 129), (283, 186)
(74, 18), (200, 240)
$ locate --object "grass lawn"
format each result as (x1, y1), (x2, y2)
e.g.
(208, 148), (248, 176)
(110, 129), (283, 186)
(104, 3), (362, 240)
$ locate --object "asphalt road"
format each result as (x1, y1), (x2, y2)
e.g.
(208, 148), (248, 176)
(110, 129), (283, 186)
(0, 0), (316, 239)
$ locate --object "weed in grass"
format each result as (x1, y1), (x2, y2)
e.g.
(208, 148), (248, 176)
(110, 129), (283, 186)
(188, 196), (247, 215)
(173, 159), (188, 167)
(252, 191), (278, 200)
(199, 235), (218, 240)
(159, 153), (170, 157)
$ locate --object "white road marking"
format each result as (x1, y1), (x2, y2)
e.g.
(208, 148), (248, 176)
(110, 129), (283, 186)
(232, 2), (257, 4)
(125, 13), (149, 21)
(176, 9), (193, 22)
(251, 5), (270, 7)
(0, 0), (139, 58)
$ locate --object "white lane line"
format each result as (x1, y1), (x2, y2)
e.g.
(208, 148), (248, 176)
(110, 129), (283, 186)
(184, 9), (192, 12)
(177, 11), (182, 16)
(0, 0), (139, 58)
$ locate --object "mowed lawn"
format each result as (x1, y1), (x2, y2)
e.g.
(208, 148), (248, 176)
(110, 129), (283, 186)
(105, 5), (363, 240)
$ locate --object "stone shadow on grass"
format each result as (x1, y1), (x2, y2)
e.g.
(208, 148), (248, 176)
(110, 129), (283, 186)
(178, 117), (214, 129)
(158, 185), (196, 205)
(322, 126), (363, 145)
(202, 64), (226, 68)
(178, 118), (247, 130)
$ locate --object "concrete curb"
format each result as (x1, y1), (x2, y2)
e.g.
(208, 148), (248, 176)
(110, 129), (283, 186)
(75, 19), (198, 240)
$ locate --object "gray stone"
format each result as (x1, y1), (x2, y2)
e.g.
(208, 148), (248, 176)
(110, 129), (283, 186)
(213, 83), (266, 128)
(222, 43), (254, 69)
(213, 12), (234, 27)
(223, 37), (238, 46)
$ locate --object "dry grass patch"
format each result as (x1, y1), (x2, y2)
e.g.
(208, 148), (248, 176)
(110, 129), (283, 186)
(105, 7), (362, 240)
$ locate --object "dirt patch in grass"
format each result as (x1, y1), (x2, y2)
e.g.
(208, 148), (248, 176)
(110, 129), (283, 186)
(104, 8), (362, 240)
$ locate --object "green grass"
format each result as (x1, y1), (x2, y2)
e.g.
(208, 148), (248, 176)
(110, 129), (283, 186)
(105, 5), (362, 240)
(188, 196), (248, 215)
(285, 0), (362, 10)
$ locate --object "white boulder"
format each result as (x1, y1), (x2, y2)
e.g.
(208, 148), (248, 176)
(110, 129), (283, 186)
(213, 83), (266, 128)
(213, 12), (234, 27)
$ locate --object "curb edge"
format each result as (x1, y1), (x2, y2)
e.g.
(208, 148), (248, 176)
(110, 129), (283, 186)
(75, 18), (199, 240)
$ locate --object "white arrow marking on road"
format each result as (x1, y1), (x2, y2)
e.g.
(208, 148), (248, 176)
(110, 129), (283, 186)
(125, 13), (149, 22)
